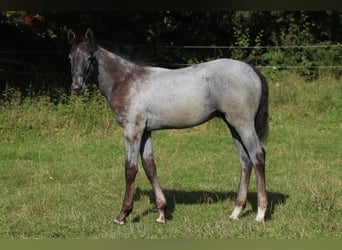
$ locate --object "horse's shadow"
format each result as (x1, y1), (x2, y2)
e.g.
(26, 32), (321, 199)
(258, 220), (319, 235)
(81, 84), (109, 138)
(132, 188), (288, 222)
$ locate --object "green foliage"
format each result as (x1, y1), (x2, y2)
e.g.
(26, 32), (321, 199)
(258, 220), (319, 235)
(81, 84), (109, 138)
(0, 84), (114, 142)
(228, 12), (342, 80)
(260, 13), (339, 79)
(1, 11), (341, 99)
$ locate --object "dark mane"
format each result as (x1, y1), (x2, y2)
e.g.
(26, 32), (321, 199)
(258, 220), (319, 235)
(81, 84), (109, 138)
(95, 39), (149, 67)
(72, 34), (88, 45)
(94, 39), (118, 53)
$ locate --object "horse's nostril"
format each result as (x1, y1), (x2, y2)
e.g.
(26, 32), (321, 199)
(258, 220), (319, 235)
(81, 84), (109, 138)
(72, 83), (80, 90)
(71, 83), (84, 94)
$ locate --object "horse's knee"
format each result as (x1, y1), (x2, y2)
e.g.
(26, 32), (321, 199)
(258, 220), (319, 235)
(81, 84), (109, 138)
(257, 147), (266, 164)
(125, 156), (138, 177)
(141, 156), (157, 185)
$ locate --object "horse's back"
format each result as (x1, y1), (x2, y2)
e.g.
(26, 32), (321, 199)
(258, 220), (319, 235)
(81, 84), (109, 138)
(170, 58), (262, 118)
(140, 58), (262, 130)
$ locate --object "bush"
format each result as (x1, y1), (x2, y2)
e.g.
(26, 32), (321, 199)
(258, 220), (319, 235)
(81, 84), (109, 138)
(0, 84), (115, 142)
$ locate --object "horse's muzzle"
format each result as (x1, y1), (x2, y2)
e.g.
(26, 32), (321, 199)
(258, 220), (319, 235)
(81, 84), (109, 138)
(71, 77), (85, 94)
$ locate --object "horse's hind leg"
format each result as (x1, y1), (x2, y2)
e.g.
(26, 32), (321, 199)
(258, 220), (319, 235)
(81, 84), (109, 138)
(140, 131), (167, 223)
(239, 127), (267, 222)
(227, 120), (268, 222)
(229, 137), (253, 220)
(254, 147), (267, 222)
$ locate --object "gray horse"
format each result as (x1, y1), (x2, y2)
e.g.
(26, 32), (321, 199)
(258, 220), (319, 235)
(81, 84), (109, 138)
(67, 29), (269, 224)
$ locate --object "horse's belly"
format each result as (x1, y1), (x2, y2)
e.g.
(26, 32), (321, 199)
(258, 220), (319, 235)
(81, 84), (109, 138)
(146, 101), (216, 130)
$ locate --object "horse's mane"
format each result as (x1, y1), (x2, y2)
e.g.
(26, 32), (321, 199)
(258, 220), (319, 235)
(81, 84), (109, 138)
(94, 39), (120, 53)
(95, 39), (151, 67)
(71, 35), (120, 57)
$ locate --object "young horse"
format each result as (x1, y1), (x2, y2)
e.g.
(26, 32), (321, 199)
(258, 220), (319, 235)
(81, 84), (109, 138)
(67, 29), (269, 224)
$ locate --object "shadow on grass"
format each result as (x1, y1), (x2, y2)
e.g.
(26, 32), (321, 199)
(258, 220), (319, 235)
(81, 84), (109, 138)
(132, 188), (288, 222)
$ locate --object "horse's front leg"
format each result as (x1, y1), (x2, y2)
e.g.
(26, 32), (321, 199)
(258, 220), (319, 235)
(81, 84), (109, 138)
(140, 131), (167, 223)
(114, 127), (142, 225)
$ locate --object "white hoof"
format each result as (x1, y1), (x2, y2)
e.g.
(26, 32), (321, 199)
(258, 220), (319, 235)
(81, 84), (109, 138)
(114, 218), (125, 225)
(255, 206), (266, 223)
(229, 215), (239, 221)
(229, 206), (243, 220)
(156, 218), (165, 224)
(255, 217), (264, 223)
(156, 214), (165, 223)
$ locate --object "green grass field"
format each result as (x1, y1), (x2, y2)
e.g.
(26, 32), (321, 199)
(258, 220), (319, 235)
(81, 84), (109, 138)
(0, 73), (341, 239)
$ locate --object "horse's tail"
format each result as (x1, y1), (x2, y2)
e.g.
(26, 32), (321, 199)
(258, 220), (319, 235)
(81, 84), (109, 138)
(253, 67), (269, 142)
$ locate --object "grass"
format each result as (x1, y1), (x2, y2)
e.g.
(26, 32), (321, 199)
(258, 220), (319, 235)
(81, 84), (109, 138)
(0, 73), (341, 239)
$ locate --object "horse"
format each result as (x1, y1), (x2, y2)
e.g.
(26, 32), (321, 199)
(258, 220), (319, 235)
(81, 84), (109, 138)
(67, 29), (269, 225)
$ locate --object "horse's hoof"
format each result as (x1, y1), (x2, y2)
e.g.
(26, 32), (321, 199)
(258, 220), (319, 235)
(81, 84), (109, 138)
(114, 218), (125, 225)
(255, 217), (265, 223)
(255, 206), (266, 223)
(229, 215), (239, 221)
(229, 205), (243, 221)
(156, 217), (165, 224)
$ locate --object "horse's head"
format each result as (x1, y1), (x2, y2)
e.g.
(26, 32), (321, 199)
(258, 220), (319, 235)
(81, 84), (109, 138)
(67, 29), (97, 94)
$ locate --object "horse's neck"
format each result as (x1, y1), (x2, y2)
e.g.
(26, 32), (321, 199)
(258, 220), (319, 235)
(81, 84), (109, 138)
(95, 46), (136, 101)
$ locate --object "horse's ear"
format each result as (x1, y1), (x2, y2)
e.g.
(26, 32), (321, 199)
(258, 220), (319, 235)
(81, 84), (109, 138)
(85, 28), (94, 44)
(67, 29), (76, 45)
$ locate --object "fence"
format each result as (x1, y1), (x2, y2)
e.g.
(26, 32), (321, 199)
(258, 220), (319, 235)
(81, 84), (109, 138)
(144, 44), (342, 69)
(0, 44), (341, 77)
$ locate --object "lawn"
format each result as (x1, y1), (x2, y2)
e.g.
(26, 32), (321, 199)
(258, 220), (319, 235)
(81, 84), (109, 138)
(0, 73), (341, 239)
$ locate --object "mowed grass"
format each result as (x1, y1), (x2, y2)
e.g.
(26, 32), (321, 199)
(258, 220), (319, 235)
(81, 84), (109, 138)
(0, 73), (341, 239)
